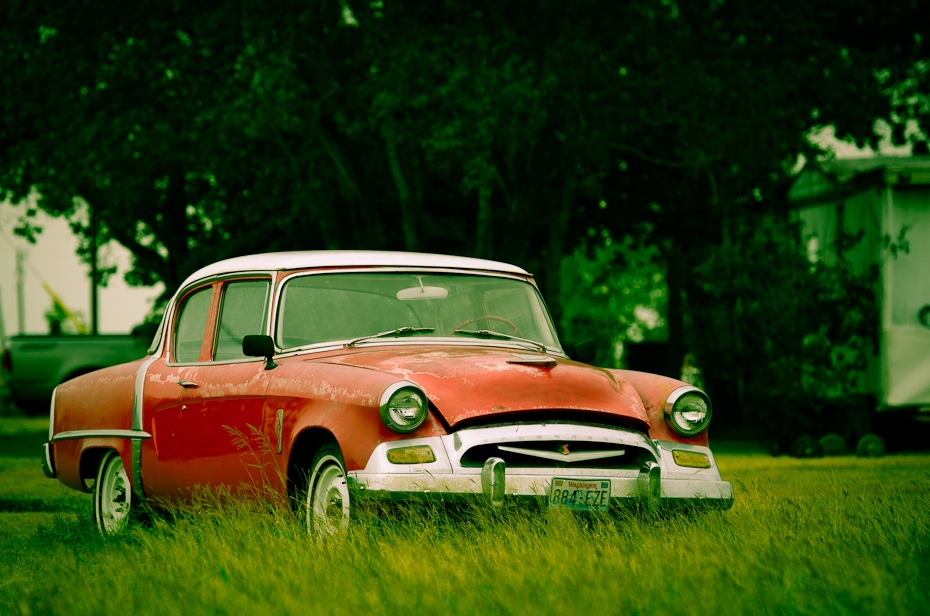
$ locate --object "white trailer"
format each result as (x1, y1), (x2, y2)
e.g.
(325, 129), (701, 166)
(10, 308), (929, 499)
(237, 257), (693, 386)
(789, 155), (930, 450)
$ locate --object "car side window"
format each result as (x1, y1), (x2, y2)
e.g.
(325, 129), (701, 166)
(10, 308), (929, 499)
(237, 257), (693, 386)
(174, 287), (213, 363)
(213, 280), (271, 361)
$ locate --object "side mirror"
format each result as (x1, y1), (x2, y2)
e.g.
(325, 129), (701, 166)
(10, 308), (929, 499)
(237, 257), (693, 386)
(568, 340), (597, 364)
(243, 334), (278, 370)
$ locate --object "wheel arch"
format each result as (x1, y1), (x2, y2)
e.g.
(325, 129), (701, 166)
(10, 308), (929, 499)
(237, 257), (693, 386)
(79, 446), (116, 489)
(287, 428), (340, 499)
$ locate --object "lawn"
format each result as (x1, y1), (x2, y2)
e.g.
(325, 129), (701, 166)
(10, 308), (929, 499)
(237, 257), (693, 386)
(1, 417), (927, 615)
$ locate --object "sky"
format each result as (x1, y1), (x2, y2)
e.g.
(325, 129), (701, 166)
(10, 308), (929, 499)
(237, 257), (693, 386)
(0, 198), (163, 340)
(0, 126), (913, 343)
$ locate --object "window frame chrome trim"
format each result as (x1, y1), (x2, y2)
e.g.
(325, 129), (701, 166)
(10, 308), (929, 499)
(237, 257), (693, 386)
(164, 271), (276, 367)
(210, 277), (274, 363)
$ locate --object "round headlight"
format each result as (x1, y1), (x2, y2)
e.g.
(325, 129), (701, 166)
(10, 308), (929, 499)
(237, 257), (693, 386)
(664, 387), (712, 437)
(379, 382), (428, 434)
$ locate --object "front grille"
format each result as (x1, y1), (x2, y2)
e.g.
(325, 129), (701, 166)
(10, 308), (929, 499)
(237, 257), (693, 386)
(459, 440), (654, 470)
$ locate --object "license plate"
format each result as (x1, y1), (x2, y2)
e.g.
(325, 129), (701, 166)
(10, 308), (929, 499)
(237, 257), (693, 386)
(549, 478), (611, 511)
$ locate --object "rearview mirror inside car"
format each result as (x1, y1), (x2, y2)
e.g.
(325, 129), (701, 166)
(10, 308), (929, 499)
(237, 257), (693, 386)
(568, 340), (597, 364)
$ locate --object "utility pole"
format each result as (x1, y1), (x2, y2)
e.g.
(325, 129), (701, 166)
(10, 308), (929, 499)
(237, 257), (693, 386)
(90, 209), (99, 335)
(0, 284), (7, 350)
(16, 248), (25, 334)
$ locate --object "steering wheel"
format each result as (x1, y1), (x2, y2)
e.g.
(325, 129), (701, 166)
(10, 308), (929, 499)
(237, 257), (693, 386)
(453, 315), (522, 336)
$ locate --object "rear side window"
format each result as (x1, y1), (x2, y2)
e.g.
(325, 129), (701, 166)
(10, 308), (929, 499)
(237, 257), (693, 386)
(174, 287), (213, 363)
(214, 280), (271, 361)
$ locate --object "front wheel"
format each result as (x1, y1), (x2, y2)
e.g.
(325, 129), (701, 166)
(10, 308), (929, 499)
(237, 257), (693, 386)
(93, 450), (137, 534)
(301, 443), (351, 535)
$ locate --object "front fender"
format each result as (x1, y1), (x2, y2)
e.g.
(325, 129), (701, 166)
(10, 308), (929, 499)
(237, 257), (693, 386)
(610, 370), (709, 446)
(267, 359), (447, 473)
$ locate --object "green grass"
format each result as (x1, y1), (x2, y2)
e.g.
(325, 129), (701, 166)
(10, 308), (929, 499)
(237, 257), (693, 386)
(1, 418), (928, 615)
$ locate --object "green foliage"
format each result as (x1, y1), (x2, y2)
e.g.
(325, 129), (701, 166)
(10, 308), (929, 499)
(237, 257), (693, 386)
(1, 0), (927, 301)
(691, 219), (879, 437)
(560, 232), (667, 367)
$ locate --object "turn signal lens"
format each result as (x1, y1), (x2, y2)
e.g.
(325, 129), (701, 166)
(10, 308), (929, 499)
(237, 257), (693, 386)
(672, 450), (711, 468)
(387, 446), (436, 464)
(380, 385), (429, 433)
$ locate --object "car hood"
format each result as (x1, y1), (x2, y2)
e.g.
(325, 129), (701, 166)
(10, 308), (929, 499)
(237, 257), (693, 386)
(321, 346), (649, 430)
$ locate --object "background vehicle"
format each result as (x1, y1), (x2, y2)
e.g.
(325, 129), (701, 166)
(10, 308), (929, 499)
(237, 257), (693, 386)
(2, 332), (149, 414)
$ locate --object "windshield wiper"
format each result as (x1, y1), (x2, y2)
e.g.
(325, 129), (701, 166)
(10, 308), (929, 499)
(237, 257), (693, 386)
(453, 329), (548, 353)
(344, 327), (435, 348)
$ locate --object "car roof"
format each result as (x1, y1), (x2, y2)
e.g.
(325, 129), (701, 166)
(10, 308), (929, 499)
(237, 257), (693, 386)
(181, 250), (531, 288)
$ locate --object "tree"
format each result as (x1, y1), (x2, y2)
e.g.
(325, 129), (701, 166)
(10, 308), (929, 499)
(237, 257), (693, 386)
(2, 1), (928, 430)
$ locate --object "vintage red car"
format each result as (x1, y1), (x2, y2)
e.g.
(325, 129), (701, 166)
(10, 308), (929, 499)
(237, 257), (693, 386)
(42, 251), (732, 533)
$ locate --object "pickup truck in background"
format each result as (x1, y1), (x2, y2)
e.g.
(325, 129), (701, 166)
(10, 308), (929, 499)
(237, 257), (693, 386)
(2, 333), (151, 414)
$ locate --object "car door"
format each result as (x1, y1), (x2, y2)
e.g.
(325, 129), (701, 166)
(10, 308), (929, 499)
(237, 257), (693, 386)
(171, 277), (275, 498)
(140, 282), (216, 499)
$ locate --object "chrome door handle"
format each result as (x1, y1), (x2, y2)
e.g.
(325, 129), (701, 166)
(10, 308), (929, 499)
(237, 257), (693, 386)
(177, 380), (199, 388)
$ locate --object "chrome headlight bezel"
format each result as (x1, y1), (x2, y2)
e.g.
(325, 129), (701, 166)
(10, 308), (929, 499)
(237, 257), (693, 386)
(664, 386), (712, 437)
(379, 381), (429, 434)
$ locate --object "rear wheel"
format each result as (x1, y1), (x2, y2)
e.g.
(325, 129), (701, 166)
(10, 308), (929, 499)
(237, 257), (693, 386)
(93, 450), (137, 534)
(300, 443), (351, 535)
(856, 433), (886, 457)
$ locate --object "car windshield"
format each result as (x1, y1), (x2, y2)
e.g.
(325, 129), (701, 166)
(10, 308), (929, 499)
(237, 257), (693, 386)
(276, 272), (561, 352)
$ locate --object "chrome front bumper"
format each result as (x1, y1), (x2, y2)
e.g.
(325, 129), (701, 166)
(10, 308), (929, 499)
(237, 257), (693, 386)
(348, 424), (733, 508)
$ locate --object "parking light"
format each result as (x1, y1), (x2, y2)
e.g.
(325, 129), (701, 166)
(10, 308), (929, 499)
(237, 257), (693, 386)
(672, 450), (711, 468)
(387, 446), (436, 464)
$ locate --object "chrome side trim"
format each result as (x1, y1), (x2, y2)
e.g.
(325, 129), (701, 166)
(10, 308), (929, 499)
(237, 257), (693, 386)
(275, 408), (285, 455)
(48, 385), (59, 442)
(131, 438), (146, 499)
(41, 443), (56, 479)
(51, 429), (153, 441)
(130, 354), (160, 501)
(133, 355), (159, 431)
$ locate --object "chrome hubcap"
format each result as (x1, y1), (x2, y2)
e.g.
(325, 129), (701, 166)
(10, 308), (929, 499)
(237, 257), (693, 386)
(99, 456), (131, 533)
(310, 461), (350, 535)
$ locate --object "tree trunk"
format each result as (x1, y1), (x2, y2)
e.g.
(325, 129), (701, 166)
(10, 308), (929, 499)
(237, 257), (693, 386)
(542, 175), (575, 326)
(384, 130), (419, 251)
(475, 166), (493, 259)
(664, 244), (686, 380)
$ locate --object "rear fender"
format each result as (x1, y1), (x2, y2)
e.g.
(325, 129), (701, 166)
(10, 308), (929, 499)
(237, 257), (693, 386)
(53, 439), (133, 493)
